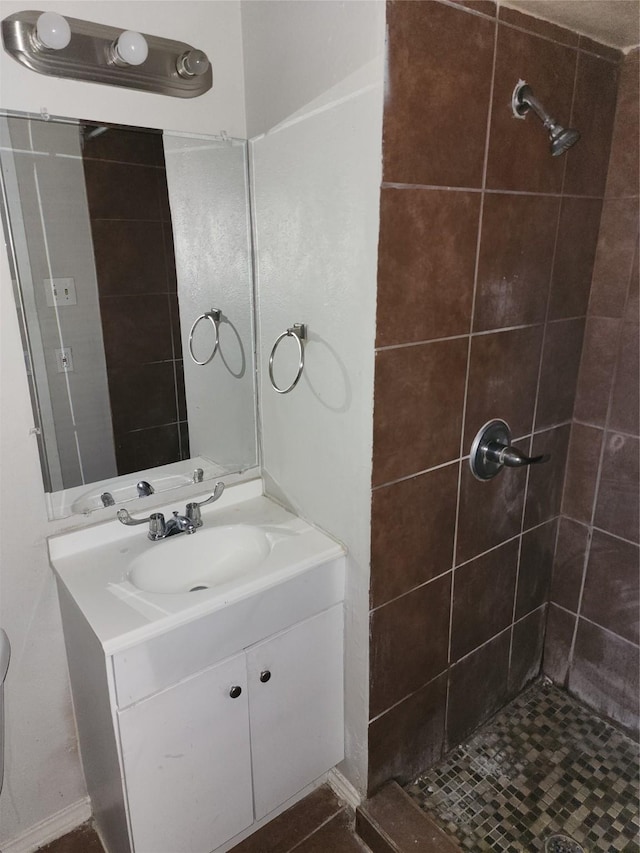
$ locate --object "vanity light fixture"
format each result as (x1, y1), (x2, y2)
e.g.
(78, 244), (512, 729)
(1, 10), (212, 98)
(33, 11), (70, 50)
(110, 30), (149, 67)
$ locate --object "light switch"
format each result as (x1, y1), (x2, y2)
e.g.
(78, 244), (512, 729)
(55, 347), (74, 373)
(45, 277), (77, 307)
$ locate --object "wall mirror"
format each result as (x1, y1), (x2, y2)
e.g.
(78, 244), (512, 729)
(0, 114), (258, 519)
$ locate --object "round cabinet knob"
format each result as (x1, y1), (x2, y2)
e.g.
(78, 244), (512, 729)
(259, 670), (271, 683)
(229, 685), (242, 699)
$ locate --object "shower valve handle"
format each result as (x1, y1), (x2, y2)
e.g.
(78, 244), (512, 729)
(484, 442), (550, 468)
(470, 420), (550, 481)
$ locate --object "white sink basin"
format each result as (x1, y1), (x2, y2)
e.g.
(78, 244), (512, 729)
(128, 524), (271, 594)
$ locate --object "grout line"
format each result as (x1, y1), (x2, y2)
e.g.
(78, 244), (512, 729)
(545, 314), (588, 325)
(527, 167), (565, 454)
(549, 603), (640, 650)
(375, 319), (589, 355)
(363, 423), (578, 494)
(520, 57), (577, 679)
(452, 624), (513, 668)
(590, 523), (640, 548)
(564, 46), (581, 193)
(374, 332), (468, 353)
(532, 420), (573, 436)
(371, 458), (459, 491)
(548, 510), (563, 616)
(508, 511), (526, 675)
(381, 181), (606, 201)
(368, 668), (449, 725)
(446, 13), (500, 739)
(287, 806), (348, 852)
(436, 0), (497, 22)
(566, 288), (634, 674)
(471, 321), (544, 336)
(381, 181), (483, 193)
(435, 0), (622, 64)
(370, 565), (453, 613)
(372, 515), (560, 616)
(370, 596), (546, 727)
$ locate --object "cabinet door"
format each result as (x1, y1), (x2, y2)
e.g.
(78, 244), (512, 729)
(247, 605), (344, 820)
(118, 652), (253, 853)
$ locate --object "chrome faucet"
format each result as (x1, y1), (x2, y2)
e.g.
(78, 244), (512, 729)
(116, 482), (225, 541)
(166, 512), (197, 536)
(136, 480), (154, 497)
(185, 482), (225, 529)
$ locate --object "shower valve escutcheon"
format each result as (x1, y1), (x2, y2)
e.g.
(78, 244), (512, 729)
(470, 419), (550, 481)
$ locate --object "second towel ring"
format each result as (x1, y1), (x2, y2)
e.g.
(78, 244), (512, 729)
(269, 323), (307, 394)
(188, 308), (221, 365)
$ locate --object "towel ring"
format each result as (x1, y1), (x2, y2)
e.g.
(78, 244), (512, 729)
(269, 323), (307, 394)
(188, 308), (221, 365)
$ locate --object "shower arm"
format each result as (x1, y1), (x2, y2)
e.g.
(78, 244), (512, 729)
(517, 86), (557, 130)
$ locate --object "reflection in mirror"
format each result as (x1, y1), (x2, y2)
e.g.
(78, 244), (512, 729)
(0, 116), (258, 519)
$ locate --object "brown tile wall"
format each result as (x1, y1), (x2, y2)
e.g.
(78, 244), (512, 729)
(545, 48), (640, 737)
(368, 0), (622, 792)
(82, 126), (189, 474)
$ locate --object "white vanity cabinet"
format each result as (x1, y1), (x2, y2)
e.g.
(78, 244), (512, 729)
(246, 604), (344, 820)
(50, 489), (346, 853)
(117, 605), (344, 853)
(118, 651), (253, 853)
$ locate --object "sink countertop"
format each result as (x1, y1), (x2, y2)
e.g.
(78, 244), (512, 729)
(49, 479), (345, 654)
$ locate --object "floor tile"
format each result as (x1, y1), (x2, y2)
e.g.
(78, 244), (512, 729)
(230, 785), (343, 853)
(406, 680), (640, 852)
(36, 823), (104, 853)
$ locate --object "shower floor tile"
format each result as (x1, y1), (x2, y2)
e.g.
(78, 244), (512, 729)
(406, 680), (640, 852)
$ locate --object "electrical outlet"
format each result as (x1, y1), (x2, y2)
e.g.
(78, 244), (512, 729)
(55, 347), (74, 373)
(44, 277), (77, 307)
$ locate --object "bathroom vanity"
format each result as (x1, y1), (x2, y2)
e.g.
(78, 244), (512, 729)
(49, 480), (346, 853)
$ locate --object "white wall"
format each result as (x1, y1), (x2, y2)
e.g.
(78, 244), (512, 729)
(0, 3), (246, 848)
(243, 0), (384, 794)
(5, 117), (117, 489)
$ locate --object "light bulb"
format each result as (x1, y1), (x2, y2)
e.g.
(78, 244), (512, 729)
(177, 49), (210, 78)
(35, 12), (71, 50)
(114, 30), (148, 66)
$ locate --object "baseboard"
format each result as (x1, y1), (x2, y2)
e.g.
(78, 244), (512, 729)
(328, 767), (362, 810)
(2, 797), (91, 853)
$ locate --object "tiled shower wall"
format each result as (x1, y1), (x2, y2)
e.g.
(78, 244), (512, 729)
(82, 127), (189, 475)
(368, 0), (620, 792)
(545, 47), (639, 737)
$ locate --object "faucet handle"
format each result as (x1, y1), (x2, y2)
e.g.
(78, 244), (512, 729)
(117, 508), (166, 539)
(496, 445), (551, 468)
(470, 419), (551, 481)
(185, 481), (225, 527)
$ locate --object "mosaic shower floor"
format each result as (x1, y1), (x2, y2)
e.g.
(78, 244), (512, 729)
(406, 680), (640, 852)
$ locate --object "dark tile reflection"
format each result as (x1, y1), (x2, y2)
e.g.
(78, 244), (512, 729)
(82, 124), (186, 477)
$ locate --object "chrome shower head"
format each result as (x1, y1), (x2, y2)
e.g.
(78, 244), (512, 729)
(549, 125), (581, 157)
(512, 81), (580, 157)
